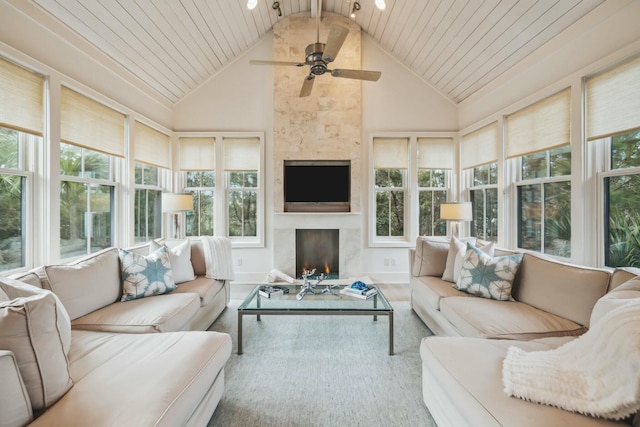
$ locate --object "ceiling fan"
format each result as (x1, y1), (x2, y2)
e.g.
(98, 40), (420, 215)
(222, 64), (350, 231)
(250, 1), (381, 97)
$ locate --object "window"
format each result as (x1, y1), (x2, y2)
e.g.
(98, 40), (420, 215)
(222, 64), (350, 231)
(516, 147), (571, 257)
(134, 121), (170, 242)
(224, 137), (260, 240)
(185, 172), (215, 236)
(373, 138), (408, 239)
(134, 163), (161, 243)
(469, 163), (498, 241)
(417, 138), (452, 236)
(0, 57), (44, 271)
(59, 143), (115, 259)
(462, 122), (499, 242)
(586, 56), (640, 268)
(179, 137), (215, 237)
(506, 89), (572, 257)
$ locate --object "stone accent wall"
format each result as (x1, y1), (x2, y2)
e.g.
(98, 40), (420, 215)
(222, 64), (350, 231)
(272, 12), (363, 213)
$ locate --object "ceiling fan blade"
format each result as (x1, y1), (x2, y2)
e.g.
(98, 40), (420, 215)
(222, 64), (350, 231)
(300, 75), (315, 97)
(250, 59), (305, 67)
(331, 69), (382, 81)
(322, 25), (349, 63)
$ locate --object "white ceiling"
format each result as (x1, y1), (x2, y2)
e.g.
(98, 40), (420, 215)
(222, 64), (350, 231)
(28, 0), (605, 104)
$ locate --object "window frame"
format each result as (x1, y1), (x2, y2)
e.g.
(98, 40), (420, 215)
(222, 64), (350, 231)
(369, 132), (456, 248)
(465, 162), (499, 242)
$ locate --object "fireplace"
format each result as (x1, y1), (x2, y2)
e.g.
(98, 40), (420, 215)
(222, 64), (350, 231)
(295, 229), (339, 279)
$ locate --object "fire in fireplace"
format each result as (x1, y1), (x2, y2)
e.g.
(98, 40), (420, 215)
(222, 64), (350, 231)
(295, 229), (339, 279)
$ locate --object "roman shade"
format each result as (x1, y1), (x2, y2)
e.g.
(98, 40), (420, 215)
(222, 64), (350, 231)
(179, 137), (215, 171)
(373, 137), (409, 170)
(506, 88), (571, 159)
(223, 137), (260, 171)
(462, 122), (499, 169)
(134, 121), (171, 169)
(0, 57), (44, 136)
(60, 87), (125, 158)
(586, 55), (640, 141)
(417, 137), (453, 170)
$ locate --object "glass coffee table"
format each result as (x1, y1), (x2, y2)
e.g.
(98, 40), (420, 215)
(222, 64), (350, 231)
(237, 280), (394, 355)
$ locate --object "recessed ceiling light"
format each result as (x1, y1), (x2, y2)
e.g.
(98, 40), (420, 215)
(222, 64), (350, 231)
(375, 0), (386, 10)
(247, 0), (258, 10)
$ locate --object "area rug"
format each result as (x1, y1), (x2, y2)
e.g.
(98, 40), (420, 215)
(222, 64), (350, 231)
(207, 300), (436, 427)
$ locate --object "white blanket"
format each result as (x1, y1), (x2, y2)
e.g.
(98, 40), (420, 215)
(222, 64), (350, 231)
(201, 236), (235, 281)
(502, 298), (640, 420)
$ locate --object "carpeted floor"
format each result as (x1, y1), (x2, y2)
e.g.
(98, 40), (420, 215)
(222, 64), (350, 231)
(207, 300), (437, 427)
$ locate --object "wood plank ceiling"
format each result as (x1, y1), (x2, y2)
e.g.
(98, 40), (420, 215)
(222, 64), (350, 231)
(29, 0), (605, 104)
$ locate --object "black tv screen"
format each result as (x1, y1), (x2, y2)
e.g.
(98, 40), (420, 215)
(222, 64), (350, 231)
(284, 161), (350, 206)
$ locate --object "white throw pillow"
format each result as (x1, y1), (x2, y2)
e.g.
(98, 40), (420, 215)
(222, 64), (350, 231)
(120, 246), (176, 301)
(0, 291), (73, 410)
(442, 236), (479, 282)
(150, 239), (195, 284)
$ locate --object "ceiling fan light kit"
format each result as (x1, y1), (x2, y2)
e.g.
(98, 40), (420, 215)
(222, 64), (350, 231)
(350, 2), (360, 19)
(250, 1), (382, 97)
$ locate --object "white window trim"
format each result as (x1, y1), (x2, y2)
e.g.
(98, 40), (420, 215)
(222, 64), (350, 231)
(368, 132), (457, 248)
(174, 131), (265, 248)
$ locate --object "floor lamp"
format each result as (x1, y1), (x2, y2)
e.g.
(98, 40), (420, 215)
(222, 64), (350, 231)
(440, 202), (473, 238)
(162, 193), (193, 239)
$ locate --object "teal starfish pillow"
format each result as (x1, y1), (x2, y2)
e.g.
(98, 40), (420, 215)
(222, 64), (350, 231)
(455, 243), (523, 301)
(119, 246), (176, 301)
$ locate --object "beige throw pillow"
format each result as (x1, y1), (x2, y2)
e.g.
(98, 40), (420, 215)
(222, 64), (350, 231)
(0, 291), (73, 410)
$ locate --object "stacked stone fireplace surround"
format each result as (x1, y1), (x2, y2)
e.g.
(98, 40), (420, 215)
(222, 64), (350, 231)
(272, 12), (364, 279)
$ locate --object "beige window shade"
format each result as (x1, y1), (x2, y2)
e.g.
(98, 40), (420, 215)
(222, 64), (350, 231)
(134, 121), (171, 169)
(61, 87), (125, 158)
(462, 122), (499, 169)
(0, 57), (44, 135)
(373, 137), (409, 169)
(179, 137), (215, 170)
(223, 137), (260, 171)
(586, 55), (640, 141)
(506, 88), (571, 159)
(417, 137), (453, 170)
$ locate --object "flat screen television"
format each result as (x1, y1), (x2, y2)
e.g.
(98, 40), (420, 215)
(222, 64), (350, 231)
(284, 160), (350, 212)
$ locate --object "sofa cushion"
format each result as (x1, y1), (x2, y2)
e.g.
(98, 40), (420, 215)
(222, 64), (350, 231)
(591, 276), (640, 326)
(0, 350), (33, 427)
(455, 243), (523, 301)
(170, 276), (225, 307)
(0, 291), (73, 410)
(410, 275), (471, 311)
(119, 246), (176, 302)
(439, 296), (587, 339)
(0, 276), (71, 355)
(513, 253), (610, 327)
(9, 271), (43, 288)
(71, 292), (200, 333)
(412, 236), (450, 277)
(44, 248), (121, 320)
(151, 239), (196, 284)
(33, 330), (231, 427)
(190, 239), (207, 276)
(610, 267), (640, 290)
(420, 336), (624, 427)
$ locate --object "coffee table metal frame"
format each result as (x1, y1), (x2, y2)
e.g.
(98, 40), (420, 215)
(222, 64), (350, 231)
(237, 283), (394, 355)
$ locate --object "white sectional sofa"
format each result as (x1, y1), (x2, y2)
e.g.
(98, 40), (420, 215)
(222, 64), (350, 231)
(0, 238), (232, 427)
(409, 236), (640, 427)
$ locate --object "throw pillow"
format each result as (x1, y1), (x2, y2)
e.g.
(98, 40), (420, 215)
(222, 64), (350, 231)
(150, 239), (195, 284)
(441, 236), (476, 282)
(452, 241), (495, 283)
(0, 291), (73, 410)
(120, 246), (176, 302)
(455, 243), (523, 301)
(412, 236), (450, 277)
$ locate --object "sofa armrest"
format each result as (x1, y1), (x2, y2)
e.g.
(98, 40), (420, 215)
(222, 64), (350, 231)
(0, 350), (33, 427)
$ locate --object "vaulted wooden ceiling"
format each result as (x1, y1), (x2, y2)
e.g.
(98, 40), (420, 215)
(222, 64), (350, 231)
(26, 0), (605, 103)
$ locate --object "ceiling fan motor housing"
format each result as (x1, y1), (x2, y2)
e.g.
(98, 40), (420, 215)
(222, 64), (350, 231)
(305, 43), (328, 75)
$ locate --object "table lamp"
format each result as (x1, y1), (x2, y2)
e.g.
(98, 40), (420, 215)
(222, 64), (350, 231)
(162, 193), (193, 239)
(440, 202), (472, 238)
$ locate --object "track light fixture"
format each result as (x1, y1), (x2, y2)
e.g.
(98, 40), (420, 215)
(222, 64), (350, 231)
(350, 1), (360, 19)
(272, 1), (282, 16)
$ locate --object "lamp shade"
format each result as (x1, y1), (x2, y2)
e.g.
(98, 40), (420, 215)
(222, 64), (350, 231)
(162, 193), (193, 213)
(440, 202), (472, 221)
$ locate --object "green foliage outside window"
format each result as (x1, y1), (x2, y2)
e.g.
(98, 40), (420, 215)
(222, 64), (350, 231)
(185, 171), (215, 237)
(228, 171), (257, 237)
(418, 169), (446, 236)
(375, 169), (404, 237)
(606, 130), (640, 267)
